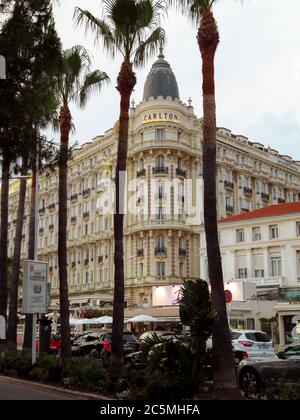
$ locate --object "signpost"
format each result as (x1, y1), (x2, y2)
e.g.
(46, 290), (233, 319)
(224, 289), (233, 304)
(22, 260), (48, 364)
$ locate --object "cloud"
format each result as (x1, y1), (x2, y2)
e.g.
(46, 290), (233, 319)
(245, 113), (300, 160)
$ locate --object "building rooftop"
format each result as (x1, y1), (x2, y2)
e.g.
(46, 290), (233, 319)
(219, 202), (300, 224)
(143, 48), (180, 101)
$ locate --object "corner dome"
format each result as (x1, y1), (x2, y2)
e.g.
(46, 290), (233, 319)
(143, 49), (180, 101)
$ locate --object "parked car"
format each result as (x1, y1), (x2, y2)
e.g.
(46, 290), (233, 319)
(71, 332), (103, 357)
(98, 331), (140, 362)
(139, 331), (183, 347)
(238, 356), (300, 393)
(231, 330), (275, 358)
(277, 341), (300, 359)
(35, 332), (61, 354)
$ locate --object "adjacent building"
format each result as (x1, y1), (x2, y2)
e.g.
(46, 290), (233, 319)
(200, 202), (300, 343)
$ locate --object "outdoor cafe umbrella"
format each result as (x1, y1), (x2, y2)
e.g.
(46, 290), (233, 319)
(95, 315), (113, 324)
(126, 315), (158, 323)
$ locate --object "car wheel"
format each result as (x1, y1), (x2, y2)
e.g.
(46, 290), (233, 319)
(240, 369), (261, 396)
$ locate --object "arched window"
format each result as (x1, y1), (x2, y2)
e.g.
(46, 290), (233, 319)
(155, 155), (165, 168)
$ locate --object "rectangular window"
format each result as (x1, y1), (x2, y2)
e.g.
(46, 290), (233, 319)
(156, 262), (165, 277)
(139, 263), (144, 278)
(254, 269), (265, 278)
(269, 225), (279, 239)
(271, 256), (282, 277)
(238, 268), (248, 279)
(236, 229), (245, 243)
(155, 129), (165, 141)
(296, 222), (300, 237)
(252, 227), (262, 241)
(179, 263), (184, 277)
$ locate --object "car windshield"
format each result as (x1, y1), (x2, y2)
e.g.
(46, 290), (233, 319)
(245, 332), (270, 342)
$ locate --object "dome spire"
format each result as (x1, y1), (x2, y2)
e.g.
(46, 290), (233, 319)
(158, 46), (165, 60)
(143, 51), (180, 101)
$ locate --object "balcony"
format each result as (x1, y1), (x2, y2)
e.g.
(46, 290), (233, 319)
(137, 249), (144, 257)
(71, 193), (78, 202)
(71, 216), (77, 224)
(83, 211), (90, 220)
(279, 287), (300, 304)
(136, 169), (146, 178)
(226, 205), (234, 214)
(224, 181), (234, 191)
(48, 203), (55, 212)
(98, 255), (103, 264)
(152, 167), (169, 175)
(243, 187), (252, 196)
(39, 207), (45, 215)
(83, 188), (91, 198)
(176, 168), (187, 178)
(179, 249), (187, 257)
(155, 247), (167, 256)
(261, 192), (270, 201)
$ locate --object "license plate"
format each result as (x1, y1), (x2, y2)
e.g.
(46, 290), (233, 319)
(259, 344), (268, 349)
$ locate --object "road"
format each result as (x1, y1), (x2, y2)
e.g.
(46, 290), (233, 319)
(0, 376), (84, 400)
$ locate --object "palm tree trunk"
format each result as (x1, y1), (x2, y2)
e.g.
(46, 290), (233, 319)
(7, 153), (28, 352)
(58, 104), (72, 362)
(0, 153), (10, 325)
(110, 60), (136, 381)
(23, 149), (37, 353)
(198, 11), (238, 394)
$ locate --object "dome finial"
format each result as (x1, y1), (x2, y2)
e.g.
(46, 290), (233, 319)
(158, 45), (164, 60)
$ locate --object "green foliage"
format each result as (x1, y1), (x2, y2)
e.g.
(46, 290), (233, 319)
(74, 0), (166, 67)
(264, 383), (300, 400)
(63, 358), (106, 390)
(0, 353), (32, 377)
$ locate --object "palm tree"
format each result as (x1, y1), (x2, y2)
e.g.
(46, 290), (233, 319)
(74, 0), (166, 379)
(55, 45), (108, 362)
(169, 0), (239, 394)
(7, 153), (28, 353)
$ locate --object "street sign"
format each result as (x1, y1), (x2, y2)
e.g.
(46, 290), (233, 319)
(22, 260), (48, 314)
(224, 289), (233, 304)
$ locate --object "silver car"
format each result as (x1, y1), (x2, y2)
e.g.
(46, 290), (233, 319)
(238, 356), (300, 393)
(231, 330), (275, 358)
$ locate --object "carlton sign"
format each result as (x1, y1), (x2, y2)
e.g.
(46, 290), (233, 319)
(142, 112), (179, 124)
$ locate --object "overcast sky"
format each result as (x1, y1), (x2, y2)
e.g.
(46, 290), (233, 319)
(51, 0), (300, 160)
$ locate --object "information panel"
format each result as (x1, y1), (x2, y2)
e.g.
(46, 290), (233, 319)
(22, 260), (48, 314)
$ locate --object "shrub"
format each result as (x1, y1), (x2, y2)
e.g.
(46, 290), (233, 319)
(63, 358), (106, 391)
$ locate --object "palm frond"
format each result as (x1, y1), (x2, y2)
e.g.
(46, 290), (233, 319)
(79, 70), (110, 108)
(133, 26), (165, 67)
(74, 7), (118, 58)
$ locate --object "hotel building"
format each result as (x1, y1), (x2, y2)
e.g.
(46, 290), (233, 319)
(7, 51), (300, 321)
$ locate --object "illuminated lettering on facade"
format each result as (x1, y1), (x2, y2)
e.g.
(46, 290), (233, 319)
(142, 112), (179, 124)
